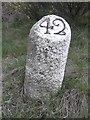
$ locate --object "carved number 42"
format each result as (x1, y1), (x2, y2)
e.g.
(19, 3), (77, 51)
(40, 18), (66, 35)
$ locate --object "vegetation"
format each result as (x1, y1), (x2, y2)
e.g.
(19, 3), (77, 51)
(2, 2), (89, 118)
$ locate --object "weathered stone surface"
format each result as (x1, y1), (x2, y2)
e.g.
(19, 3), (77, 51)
(24, 15), (71, 99)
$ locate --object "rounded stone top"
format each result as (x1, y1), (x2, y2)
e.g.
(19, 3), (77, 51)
(30, 15), (71, 42)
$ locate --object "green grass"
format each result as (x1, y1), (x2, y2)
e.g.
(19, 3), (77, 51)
(79, 107), (88, 118)
(2, 20), (89, 118)
(3, 56), (26, 73)
(2, 20), (36, 58)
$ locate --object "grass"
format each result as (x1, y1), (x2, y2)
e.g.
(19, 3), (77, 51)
(2, 20), (36, 58)
(3, 55), (26, 74)
(79, 107), (88, 118)
(2, 20), (89, 118)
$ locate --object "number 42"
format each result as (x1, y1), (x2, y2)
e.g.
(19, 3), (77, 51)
(40, 18), (66, 35)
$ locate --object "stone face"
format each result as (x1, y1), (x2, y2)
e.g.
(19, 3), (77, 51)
(24, 15), (71, 99)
